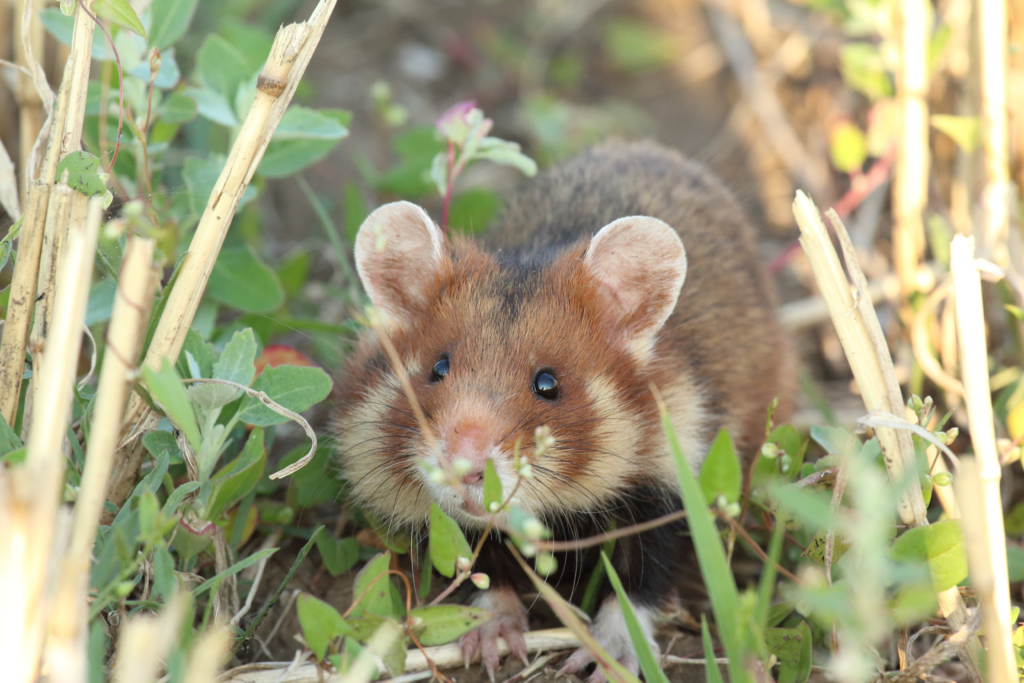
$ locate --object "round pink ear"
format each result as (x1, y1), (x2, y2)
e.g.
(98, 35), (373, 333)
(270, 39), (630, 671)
(354, 201), (446, 323)
(583, 215), (687, 344)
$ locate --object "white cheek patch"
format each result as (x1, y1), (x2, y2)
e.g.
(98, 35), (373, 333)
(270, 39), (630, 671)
(418, 444), (524, 530)
(589, 594), (660, 663)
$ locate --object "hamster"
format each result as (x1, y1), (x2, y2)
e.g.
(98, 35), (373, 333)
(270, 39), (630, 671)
(334, 141), (795, 682)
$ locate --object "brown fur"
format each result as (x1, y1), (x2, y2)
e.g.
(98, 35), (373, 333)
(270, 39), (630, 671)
(333, 141), (795, 532)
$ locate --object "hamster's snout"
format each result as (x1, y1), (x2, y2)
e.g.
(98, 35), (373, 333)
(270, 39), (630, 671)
(446, 418), (498, 485)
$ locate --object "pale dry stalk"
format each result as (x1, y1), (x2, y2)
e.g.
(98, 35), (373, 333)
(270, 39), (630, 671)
(106, 0), (339, 514)
(792, 191), (981, 681)
(892, 0), (929, 295)
(45, 236), (157, 681)
(976, 0), (1011, 262)
(182, 626), (231, 683)
(8, 196), (102, 683)
(0, 0), (96, 429)
(111, 596), (186, 683)
(14, 0), (43, 202)
(950, 235), (1017, 683)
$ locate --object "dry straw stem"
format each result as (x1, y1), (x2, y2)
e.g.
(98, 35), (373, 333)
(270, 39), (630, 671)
(792, 191), (981, 681)
(892, 0), (929, 296)
(183, 626), (232, 683)
(0, 0), (96, 429)
(220, 628), (582, 683)
(107, 0), (340, 511)
(977, 0), (1010, 260)
(950, 235), (1017, 683)
(46, 237), (157, 677)
(15, 0), (46, 201)
(112, 595), (187, 683)
(8, 197), (102, 683)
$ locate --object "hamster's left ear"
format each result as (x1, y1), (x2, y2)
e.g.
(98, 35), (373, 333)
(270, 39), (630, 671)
(354, 201), (447, 324)
(584, 216), (687, 345)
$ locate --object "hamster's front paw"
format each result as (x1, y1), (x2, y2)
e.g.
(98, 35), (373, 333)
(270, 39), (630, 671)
(558, 596), (660, 683)
(459, 585), (530, 682)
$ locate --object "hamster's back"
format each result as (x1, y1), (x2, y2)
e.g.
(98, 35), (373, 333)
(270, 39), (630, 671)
(485, 140), (794, 453)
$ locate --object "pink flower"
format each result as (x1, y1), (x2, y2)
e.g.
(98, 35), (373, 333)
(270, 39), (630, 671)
(436, 100), (476, 138)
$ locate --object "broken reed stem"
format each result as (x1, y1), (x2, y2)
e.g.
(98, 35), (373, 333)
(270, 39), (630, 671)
(0, 0), (96, 430)
(12, 196), (102, 683)
(27, 184), (82, 382)
(892, 0), (928, 296)
(977, 0), (1010, 261)
(106, 0), (339, 512)
(111, 596), (186, 683)
(0, 181), (50, 426)
(46, 236), (156, 681)
(14, 0), (44, 203)
(950, 235), (1017, 683)
(792, 191), (982, 682)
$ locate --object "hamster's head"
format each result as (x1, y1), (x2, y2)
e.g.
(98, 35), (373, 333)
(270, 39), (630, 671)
(334, 201), (687, 530)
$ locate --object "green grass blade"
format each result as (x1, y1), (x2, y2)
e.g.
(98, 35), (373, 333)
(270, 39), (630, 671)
(600, 552), (669, 683)
(701, 614), (726, 683)
(756, 517), (785, 629)
(659, 407), (749, 683)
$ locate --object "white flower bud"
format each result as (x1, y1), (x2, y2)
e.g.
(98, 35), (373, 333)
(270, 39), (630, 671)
(933, 471), (952, 487)
(760, 442), (781, 459)
(452, 458), (472, 476)
(471, 573), (490, 590)
(456, 556), (472, 573)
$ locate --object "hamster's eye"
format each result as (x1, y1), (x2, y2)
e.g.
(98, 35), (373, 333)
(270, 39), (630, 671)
(430, 358), (450, 382)
(533, 370), (559, 400)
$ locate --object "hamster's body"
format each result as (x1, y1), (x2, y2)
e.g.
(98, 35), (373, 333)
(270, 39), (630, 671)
(335, 141), (794, 682)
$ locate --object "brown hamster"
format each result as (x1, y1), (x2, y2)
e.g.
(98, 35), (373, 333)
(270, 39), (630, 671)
(334, 141), (794, 681)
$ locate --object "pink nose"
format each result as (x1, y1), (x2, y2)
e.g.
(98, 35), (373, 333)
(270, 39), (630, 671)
(449, 420), (493, 486)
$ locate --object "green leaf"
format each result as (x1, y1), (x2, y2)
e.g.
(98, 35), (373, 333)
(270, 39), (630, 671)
(177, 328), (216, 379)
(700, 614), (725, 683)
(281, 444), (343, 507)
(699, 430), (742, 505)
(213, 328), (257, 388)
(207, 246), (284, 314)
(409, 605), (492, 646)
(235, 365), (332, 427)
(194, 34), (250, 100)
(183, 86), (237, 127)
(94, 0), (145, 38)
(766, 623), (812, 683)
(830, 121), (867, 173)
(483, 458), (502, 512)
(152, 546), (176, 600)
(183, 155), (257, 218)
(374, 126), (444, 198)
(56, 151), (108, 198)
(753, 425), (805, 487)
(603, 18), (676, 71)
(39, 8), (106, 58)
(206, 428), (266, 521)
(142, 430), (182, 463)
(317, 536), (360, 576)
(258, 139), (344, 179)
(802, 528), (851, 565)
(931, 115), (981, 153)
(1007, 544), (1024, 582)
(472, 138), (538, 177)
(160, 90), (197, 124)
(889, 519), (968, 592)
(274, 106), (351, 140)
(839, 42), (893, 100)
(142, 360), (201, 452)
(279, 250), (311, 297)
(149, 0), (198, 49)
(352, 552), (404, 619)
(0, 412), (23, 456)
(601, 552), (670, 683)
(663, 413), (748, 683)
(429, 503), (473, 578)
(296, 593), (353, 661)
(449, 189), (503, 235)
(193, 547), (277, 596)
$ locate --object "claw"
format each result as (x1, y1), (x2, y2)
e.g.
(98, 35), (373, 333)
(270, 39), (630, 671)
(458, 586), (530, 676)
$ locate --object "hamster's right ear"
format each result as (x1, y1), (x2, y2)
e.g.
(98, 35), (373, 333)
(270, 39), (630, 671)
(355, 201), (447, 323)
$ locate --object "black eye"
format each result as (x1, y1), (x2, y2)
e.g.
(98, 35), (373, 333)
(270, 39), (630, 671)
(430, 358), (449, 382)
(533, 371), (559, 400)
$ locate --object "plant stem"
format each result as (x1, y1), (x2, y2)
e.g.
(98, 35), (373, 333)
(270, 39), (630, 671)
(440, 140), (455, 235)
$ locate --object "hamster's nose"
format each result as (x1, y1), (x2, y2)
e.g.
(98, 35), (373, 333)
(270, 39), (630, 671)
(447, 419), (496, 484)
(461, 470), (484, 485)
